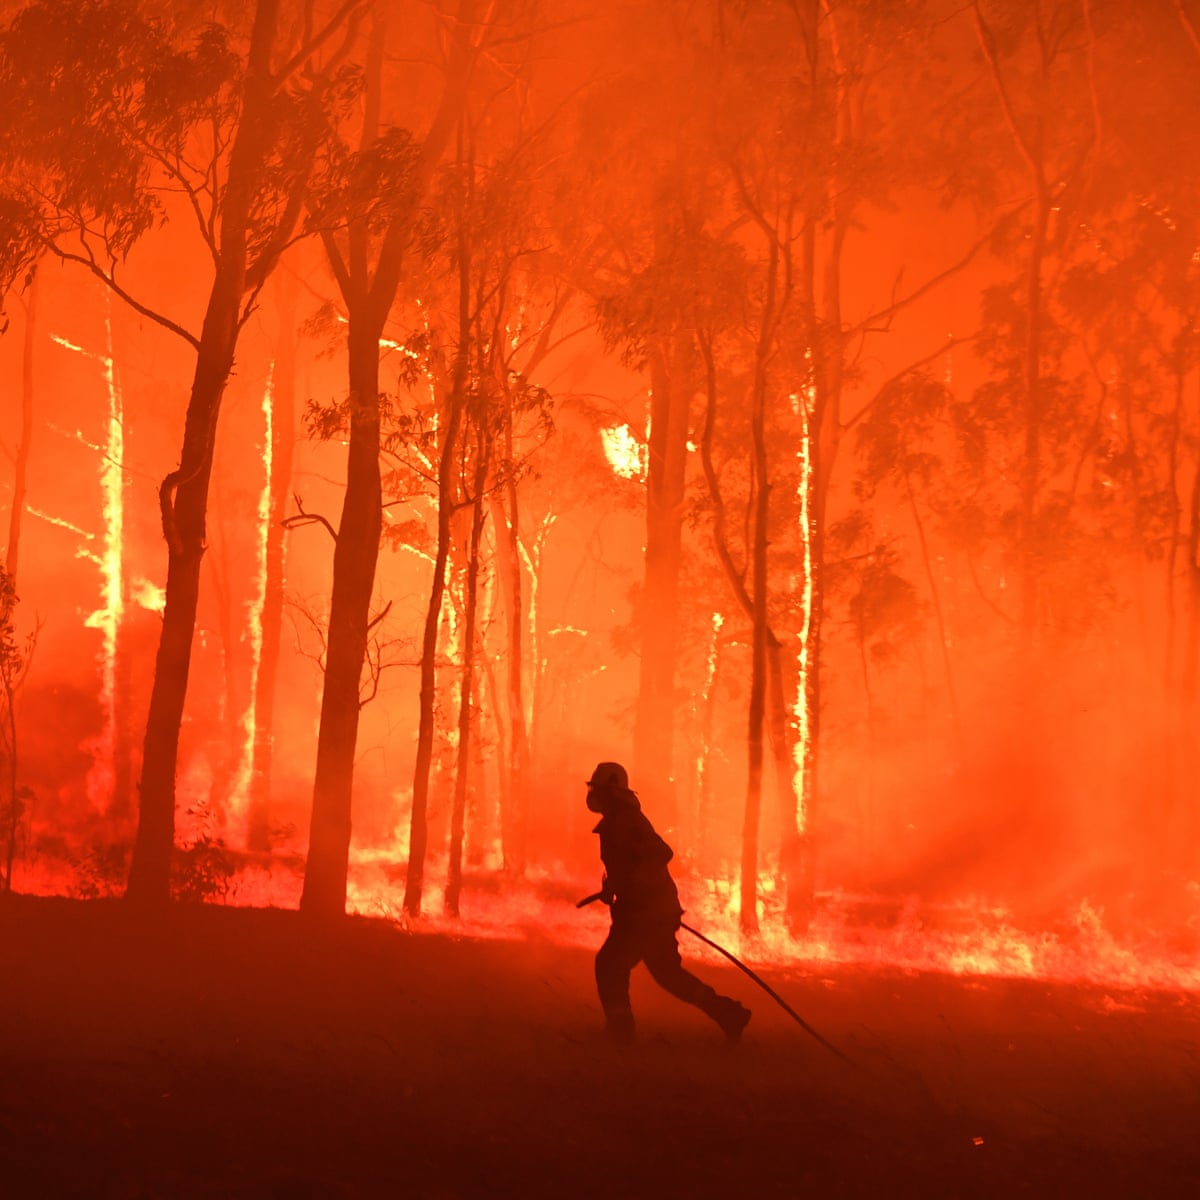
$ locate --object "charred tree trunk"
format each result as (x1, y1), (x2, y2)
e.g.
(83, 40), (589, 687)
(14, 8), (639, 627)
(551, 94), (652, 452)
(127, 271), (247, 903)
(126, 0), (283, 904)
(301, 2), (478, 918)
(300, 315), (384, 916)
(301, 10), (388, 918)
(404, 193), (470, 916)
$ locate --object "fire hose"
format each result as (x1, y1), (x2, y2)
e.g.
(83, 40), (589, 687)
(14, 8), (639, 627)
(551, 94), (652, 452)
(576, 892), (858, 1067)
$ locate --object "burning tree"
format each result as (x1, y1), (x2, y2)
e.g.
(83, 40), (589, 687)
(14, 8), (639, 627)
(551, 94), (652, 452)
(296, 0), (490, 919)
(0, 0), (369, 903)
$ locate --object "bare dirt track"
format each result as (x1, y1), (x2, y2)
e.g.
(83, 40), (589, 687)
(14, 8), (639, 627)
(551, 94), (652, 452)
(0, 896), (1197, 1199)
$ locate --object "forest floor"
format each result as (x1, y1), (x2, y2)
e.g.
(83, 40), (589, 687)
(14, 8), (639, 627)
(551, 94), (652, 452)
(0, 894), (1197, 1199)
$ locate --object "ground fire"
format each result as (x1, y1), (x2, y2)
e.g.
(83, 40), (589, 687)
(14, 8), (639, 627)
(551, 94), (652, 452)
(0, 1), (1198, 1195)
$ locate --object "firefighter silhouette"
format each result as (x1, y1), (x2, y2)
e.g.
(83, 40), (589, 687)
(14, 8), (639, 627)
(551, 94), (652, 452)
(585, 761), (751, 1042)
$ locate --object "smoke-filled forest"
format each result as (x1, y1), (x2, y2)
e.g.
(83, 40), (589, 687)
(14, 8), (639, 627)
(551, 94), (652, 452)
(1, 1), (1199, 1195)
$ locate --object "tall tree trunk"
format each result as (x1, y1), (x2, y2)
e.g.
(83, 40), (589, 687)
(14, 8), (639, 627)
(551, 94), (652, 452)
(490, 477), (530, 875)
(1, 274), (36, 889)
(695, 616), (723, 872)
(405, 192), (470, 915)
(3, 672), (17, 892)
(404, 391), (465, 915)
(974, 3), (1049, 654)
(697, 330), (798, 895)
(1182, 459), (1200, 701)
(903, 468), (962, 746)
(248, 275), (297, 851)
(127, 274), (248, 902)
(5, 270), (36, 582)
(302, 0), (480, 917)
(302, 6), (388, 916)
(126, 0), (283, 904)
(300, 314), (384, 916)
(741, 248), (776, 936)
(446, 444), (488, 916)
(633, 340), (690, 827)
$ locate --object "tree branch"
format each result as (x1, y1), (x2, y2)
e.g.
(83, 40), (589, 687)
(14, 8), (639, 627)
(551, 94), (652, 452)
(273, 0), (372, 88)
(46, 244), (201, 351)
(849, 213), (1020, 338)
(843, 335), (977, 432)
(282, 492), (338, 541)
(972, 1), (1042, 185)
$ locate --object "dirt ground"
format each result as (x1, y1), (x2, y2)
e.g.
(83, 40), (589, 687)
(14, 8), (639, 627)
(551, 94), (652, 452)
(0, 895), (1197, 1199)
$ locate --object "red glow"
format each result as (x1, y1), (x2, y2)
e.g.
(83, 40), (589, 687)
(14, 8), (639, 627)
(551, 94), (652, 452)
(0, 0), (1197, 1010)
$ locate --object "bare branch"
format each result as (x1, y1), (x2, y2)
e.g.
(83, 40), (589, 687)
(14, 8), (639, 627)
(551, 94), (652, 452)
(972, 1), (1042, 185)
(366, 599), (393, 634)
(46, 244), (201, 351)
(843, 335), (977, 433)
(848, 210), (1022, 338)
(282, 492), (338, 541)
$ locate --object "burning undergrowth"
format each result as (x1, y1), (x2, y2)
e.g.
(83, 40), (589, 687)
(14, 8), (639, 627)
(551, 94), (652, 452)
(11, 833), (1200, 1004)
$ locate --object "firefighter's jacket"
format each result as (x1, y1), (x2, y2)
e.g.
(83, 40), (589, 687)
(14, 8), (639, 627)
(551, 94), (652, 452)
(593, 789), (684, 926)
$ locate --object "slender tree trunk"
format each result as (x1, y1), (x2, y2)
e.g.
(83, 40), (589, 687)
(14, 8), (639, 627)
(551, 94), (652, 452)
(300, 314), (384, 916)
(696, 618), (723, 872)
(1, 276), (36, 888)
(446, 446), (488, 916)
(126, 0), (282, 904)
(1165, 350), (1186, 692)
(6, 271), (36, 582)
(478, 600), (507, 863)
(490, 479), (530, 874)
(974, 4), (1050, 654)
(1019, 180), (1048, 651)
(4, 675), (17, 891)
(127, 274), (246, 902)
(697, 330), (798, 895)
(300, 1), (480, 917)
(405, 198), (470, 915)
(741, 403), (769, 935)
(633, 339), (690, 828)
(404, 395), (464, 916)
(1182, 458), (1200, 701)
(903, 468), (962, 746)
(303, 9), (388, 916)
(740, 233), (781, 936)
